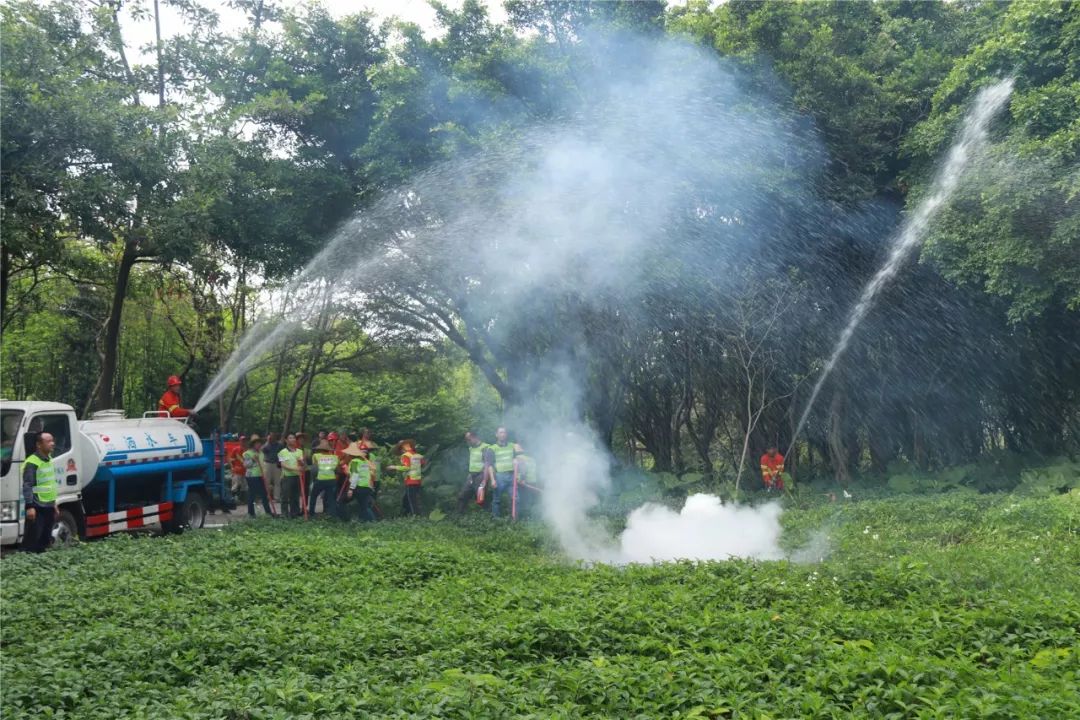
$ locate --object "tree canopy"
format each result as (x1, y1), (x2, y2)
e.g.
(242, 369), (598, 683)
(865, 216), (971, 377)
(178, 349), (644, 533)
(2, 0), (1077, 483)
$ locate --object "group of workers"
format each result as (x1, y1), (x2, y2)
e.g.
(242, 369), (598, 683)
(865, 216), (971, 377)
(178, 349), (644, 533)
(159, 374), (540, 523)
(223, 426), (538, 522)
(157, 375), (784, 524)
(226, 428), (387, 521)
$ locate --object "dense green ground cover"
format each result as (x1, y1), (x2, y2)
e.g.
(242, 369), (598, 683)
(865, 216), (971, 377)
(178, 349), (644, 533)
(3, 492), (1079, 719)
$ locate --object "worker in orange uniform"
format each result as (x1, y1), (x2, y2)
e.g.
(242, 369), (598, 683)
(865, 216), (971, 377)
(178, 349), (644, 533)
(327, 431), (345, 486)
(158, 375), (192, 418)
(760, 444), (786, 492)
(357, 428), (376, 451)
(392, 439), (426, 516)
(228, 435), (247, 500)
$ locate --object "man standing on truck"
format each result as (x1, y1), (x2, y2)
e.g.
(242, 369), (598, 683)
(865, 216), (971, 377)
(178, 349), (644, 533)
(158, 375), (192, 418)
(22, 432), (58, 553)
(278, 433), (306, 518)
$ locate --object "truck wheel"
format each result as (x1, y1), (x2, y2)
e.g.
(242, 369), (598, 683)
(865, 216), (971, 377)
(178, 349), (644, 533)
(52, 509), (79, 547)
(178, 493), (208, 530)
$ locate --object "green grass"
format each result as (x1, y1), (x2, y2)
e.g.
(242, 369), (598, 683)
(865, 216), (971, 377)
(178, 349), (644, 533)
(3, 492), (1079, 719)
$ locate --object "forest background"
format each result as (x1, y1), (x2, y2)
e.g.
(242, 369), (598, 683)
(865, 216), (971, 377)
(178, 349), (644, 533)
(2, 0), (1077, 491)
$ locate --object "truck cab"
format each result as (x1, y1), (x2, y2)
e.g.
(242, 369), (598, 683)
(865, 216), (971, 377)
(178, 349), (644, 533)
(1, 401), (98, 546)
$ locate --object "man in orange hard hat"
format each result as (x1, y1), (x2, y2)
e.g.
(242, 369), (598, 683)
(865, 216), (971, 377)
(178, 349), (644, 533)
(158, 375), (192, 418)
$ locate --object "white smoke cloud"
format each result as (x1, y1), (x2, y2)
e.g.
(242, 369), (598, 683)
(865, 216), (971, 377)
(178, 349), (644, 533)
(618, 495), (784, 563)
(532, 419), (619, 563)
(525, 369), (789, 565)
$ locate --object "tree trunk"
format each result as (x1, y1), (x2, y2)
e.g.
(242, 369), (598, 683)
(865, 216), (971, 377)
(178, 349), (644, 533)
(671, 405), (685, 475)
(638, 418), (673, 473)
(0, 244), (10, 333)
(651, 433), (673, 473)
(734, 425), (752, 500)
(153, 0), (166, 110)
(636, 393), (675, 473)
(298, 371), (316, 433)
(88, 239), (139, 413)
(282, 342), (321, 436)
(265, 347), (288, 432)
(281, 369), (312, 436)
(867, 414), (895, 475)
(911, 408), (926, 470)
(686, 406), (716, 479)
(786, 387), (798, 481)
(225, 377), (247, 430)
(827, 386), (850, 486)
(733, 368), (759, 499)
(586, 376), (621, 452)
(295, 290), (334, 433)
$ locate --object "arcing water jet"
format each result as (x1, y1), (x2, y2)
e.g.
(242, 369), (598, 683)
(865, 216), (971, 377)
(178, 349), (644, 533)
(790, 80), (1014, 451)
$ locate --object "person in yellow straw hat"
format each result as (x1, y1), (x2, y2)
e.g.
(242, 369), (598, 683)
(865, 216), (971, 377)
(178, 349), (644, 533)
(244, 435), (276, 517)
(341, 442), (377, 522)
(391, 439), (426, 516)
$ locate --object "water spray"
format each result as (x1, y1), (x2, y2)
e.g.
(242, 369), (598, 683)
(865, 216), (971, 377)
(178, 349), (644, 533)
(787, 79), (1014, 458)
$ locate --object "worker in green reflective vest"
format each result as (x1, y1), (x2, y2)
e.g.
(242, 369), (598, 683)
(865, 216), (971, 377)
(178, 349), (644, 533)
(392, 439), (426, 517)
(490, 426), (523, 518)
(458, 430), (492, 514)
(22, 432), (58, 553)
(309, 440), (339, 518)
(344, 443), (377, 522)
(278, 434), (306, 518)
(512, 451), (539, 520)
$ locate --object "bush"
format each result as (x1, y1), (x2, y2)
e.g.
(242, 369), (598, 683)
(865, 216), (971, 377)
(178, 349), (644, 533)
(1016, 459), (1080, 496)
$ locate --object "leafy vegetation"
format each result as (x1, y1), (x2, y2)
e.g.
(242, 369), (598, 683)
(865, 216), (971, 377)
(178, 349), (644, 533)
(4, 491), (1078, 718)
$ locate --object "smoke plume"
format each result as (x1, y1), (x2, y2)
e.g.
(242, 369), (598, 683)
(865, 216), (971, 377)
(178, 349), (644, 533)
(619, 495), (784, 563)
(203, 31), (834, 563)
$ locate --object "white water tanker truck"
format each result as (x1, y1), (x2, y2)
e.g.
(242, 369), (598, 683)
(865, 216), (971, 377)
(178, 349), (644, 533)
(0, 400), (230, 548)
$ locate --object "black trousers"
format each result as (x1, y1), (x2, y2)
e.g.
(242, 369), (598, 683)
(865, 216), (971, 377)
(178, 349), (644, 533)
(401, 485), (422, 516)
(246, 477), (274, 517)
(352, 487), (376, 522)
(458, 472), (485, 513)
(25, 505), (56, 553)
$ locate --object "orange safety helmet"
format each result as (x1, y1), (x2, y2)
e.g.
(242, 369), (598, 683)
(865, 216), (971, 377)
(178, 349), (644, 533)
(167, 375), (183, 387)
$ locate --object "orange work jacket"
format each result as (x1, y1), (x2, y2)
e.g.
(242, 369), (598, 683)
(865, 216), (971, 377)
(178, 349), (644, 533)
(158, 389), (191, 418)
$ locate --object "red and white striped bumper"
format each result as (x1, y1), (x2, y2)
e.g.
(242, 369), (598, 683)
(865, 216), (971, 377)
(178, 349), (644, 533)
(85, 502), (174, 538)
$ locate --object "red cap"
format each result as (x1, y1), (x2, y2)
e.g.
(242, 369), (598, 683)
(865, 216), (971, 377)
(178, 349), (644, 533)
(167, 375), (182, 386)
(328, 432), (338, 441)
